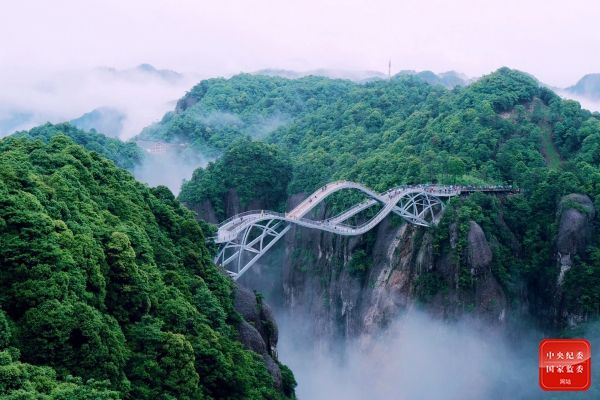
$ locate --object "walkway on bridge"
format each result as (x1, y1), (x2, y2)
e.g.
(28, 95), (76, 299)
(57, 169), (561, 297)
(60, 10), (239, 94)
(214, 181), (517, 280)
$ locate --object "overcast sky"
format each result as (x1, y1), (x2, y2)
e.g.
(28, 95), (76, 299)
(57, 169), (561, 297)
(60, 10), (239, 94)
(1, 0), (599, 86)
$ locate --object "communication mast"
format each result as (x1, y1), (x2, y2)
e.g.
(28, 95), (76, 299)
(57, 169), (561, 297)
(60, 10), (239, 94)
(388, 59), (391, 80)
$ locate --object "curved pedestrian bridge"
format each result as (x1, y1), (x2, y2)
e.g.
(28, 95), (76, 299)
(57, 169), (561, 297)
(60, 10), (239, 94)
(214, 180), (517, 280)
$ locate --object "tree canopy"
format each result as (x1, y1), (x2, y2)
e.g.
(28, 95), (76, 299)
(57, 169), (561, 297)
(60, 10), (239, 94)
(166, 68), (600, 328)
(0, 134), (294, 399)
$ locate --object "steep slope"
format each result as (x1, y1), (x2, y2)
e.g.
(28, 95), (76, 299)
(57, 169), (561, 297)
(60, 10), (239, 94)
(70, 107), (126, 138)
(13, 123), (144, 171)
(138, 74), (355, 155)
(0, 135), (295, 399)
(566, 73), (600, 100)
(179, 139), (293, 222)
(176, 68), (600, 335)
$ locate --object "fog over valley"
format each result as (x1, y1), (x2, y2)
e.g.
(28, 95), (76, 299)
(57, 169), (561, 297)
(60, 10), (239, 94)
(1, 1), (600, 399)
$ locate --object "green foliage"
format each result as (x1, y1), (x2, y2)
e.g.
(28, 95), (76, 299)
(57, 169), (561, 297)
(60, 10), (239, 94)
(0, 349), (121, 399)
(13, 123), (144, 171)
(161, 68), (600, 326)
(179, 138), (293, 220)
(279, 364), (297, 399)
(0, 309), (12, 349)
(0, 135), (293, 399)
(415, 273), (448, 303)
(346, 249), (371, 276)
(139, 74), (353, 154)
(563, 250), (600, 315)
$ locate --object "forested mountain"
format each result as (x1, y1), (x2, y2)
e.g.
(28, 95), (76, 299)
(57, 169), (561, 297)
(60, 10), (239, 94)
(138, 74), (356, 156)
(395, 70), (468, 88)
(70, 107), (126, 138)
(13, 123), (144, 171)
(172, 68), (600, 333)
(179, 139), (292, 222)
(566, 73), (600, 100)
(96, 63), (184, 84)
(3, 66), (600, 398)
(138, 71), (468, 158)
(0, 135), (295, 399)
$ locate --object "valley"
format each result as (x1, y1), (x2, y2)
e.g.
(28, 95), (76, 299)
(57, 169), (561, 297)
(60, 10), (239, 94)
(1, 67), (600, 399)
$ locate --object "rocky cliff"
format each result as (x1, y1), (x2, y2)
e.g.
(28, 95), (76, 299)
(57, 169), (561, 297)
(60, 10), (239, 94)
(275, 214), (507, 341)
(233, 284), (283, 389)
(554, 193), (597, 326)
(186, 187), (269, 225)
(556, 194), (596, 284)
(213, 190), (595, 341)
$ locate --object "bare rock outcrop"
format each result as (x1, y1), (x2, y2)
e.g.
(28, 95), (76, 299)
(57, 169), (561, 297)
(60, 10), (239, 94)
(187, 199), (218, 224)
(556, 194), (596, 284)
(467, 221), (506, 322)
(276, 201), (509, 341)
(233, 284), (282, 388)
(189, 188), (270, 223)
(467, 221), (493, 275)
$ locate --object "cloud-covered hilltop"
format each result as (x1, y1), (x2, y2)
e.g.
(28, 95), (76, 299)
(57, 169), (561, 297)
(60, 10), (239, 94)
(0, 63), (196, 139)
(253, 68), (470, 88)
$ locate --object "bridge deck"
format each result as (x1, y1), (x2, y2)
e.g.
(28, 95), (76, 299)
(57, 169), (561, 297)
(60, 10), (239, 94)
(215, 182), (516, 244)
(213, 181), (517, 279)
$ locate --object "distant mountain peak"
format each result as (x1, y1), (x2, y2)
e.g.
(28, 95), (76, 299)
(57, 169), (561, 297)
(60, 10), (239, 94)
(253, 68), (387, 82)
(566, 73), (600, 100)
(137, 63), (158, 72)
(70, 107), (126, 138)
(95, 63), (183, 83)
(393, 70), (470, 88)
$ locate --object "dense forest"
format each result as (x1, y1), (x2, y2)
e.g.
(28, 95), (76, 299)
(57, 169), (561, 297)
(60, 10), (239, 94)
(2, 67), (600, 398)
(13, 123), (144, 171)
(179, 139), (292, 221)
(0, 135), (295, 399)
(170, 68), (600, 330)
(138, 75), (356, 156)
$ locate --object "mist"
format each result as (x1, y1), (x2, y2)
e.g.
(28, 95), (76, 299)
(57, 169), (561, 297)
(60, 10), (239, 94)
(276, 309), (597, 399)
(0, 66), (199, 139)
(556, 90), (600, 113)
(133, 147), (216, 194)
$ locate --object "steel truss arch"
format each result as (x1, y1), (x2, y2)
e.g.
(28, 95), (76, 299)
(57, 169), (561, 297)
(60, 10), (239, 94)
(213, 181), (515, 280)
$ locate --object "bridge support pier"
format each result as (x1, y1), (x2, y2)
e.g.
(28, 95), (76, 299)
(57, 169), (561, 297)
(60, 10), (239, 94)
(215, 219), (290, 279)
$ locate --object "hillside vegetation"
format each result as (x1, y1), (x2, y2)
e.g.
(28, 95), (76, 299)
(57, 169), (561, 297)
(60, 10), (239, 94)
(172, 68), (600, 328)
(14, 122), (144, 171)
(0, 135), (294, 399)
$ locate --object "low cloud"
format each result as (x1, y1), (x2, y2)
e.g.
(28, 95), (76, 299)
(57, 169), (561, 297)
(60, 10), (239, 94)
(278, 310), (548, 400)
(556, 90), (600, 113)
(133, 146), (216, 194)
(0, 65), (200, 139)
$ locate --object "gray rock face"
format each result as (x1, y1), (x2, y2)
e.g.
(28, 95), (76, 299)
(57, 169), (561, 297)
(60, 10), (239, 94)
(190, 188), (269, 223)
(263, 354), (283, 390)
(187, 199), (218, 224)
(232, 285), (282, 384)
(225, 188), (242, 217)
(556, 194), (595, 255)
(272, 195), (508, 341)
(467, 221), (493, 275)
(556, 194), (596, 284)
(451, 221), (506, 322)
(238, 319), (267, 354)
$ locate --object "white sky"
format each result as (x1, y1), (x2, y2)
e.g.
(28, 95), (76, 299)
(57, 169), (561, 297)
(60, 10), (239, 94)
(1, 0), (599, 87)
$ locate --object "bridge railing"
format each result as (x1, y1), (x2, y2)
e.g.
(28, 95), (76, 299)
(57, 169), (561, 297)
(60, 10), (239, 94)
(218, 210), (272, 229)
(217, 184), (519, 231)
(289, 180), (355, 214)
